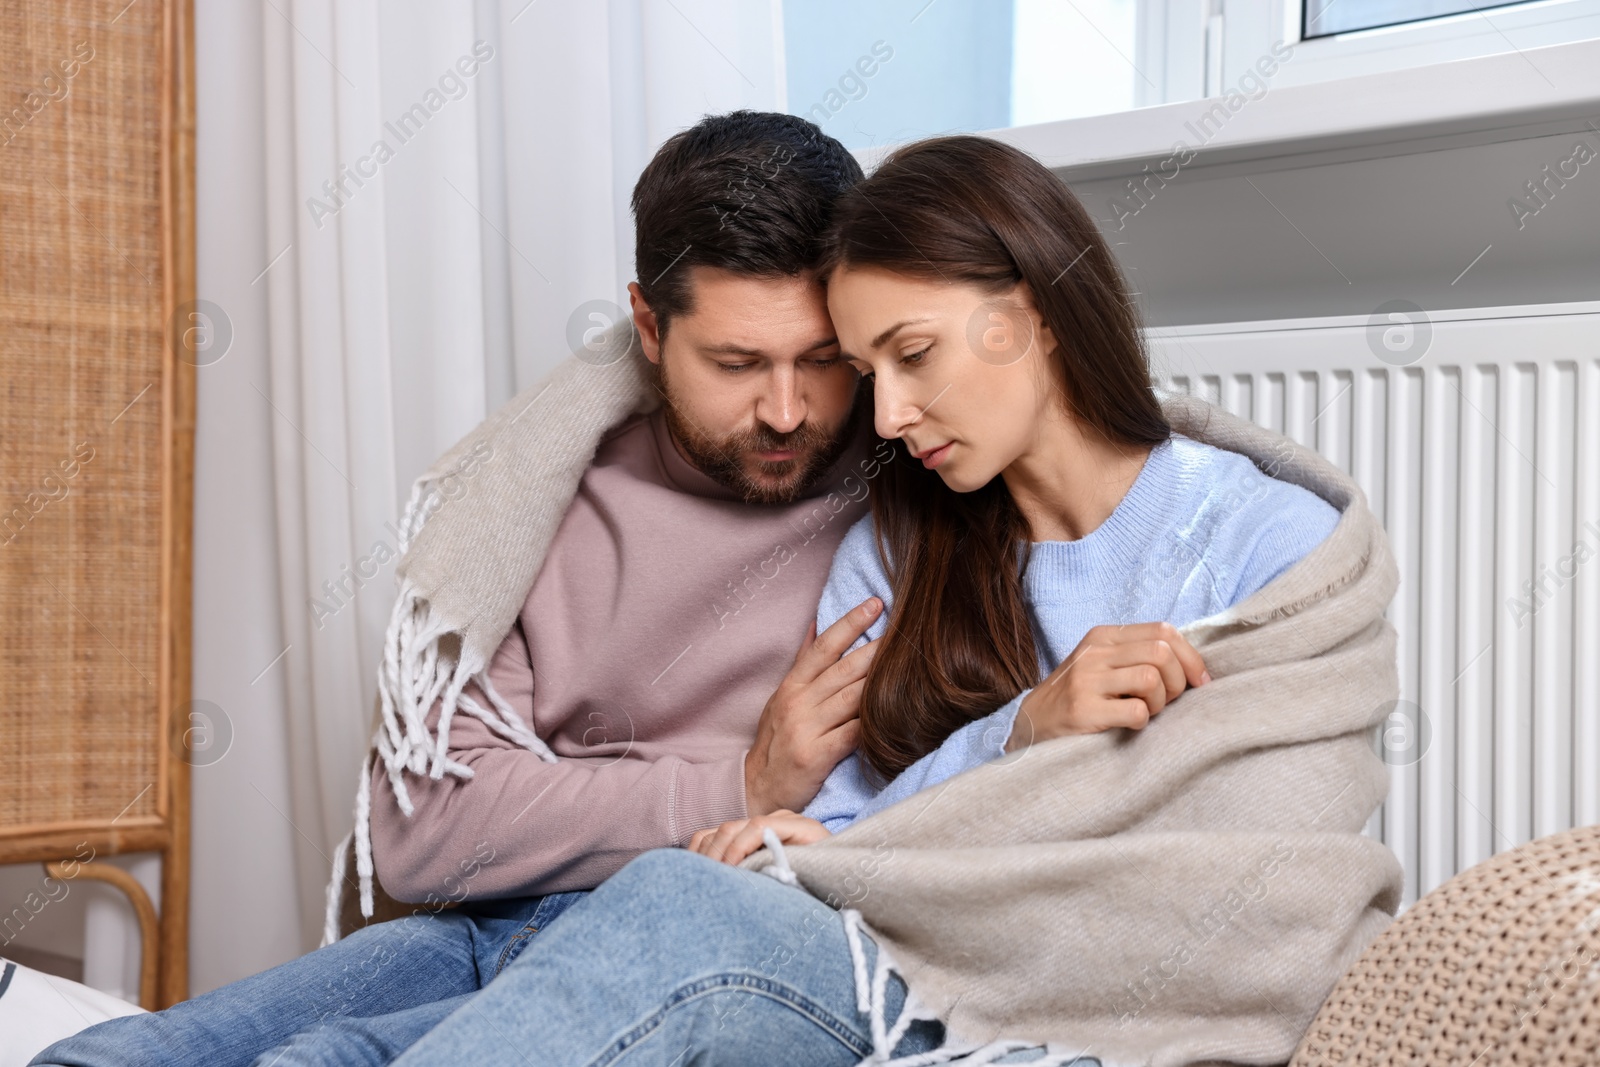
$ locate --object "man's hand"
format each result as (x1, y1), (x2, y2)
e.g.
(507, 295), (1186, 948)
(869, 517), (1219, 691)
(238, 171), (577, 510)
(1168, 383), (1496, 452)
(744, 597), (882, 816)
(1005, 622), (1209, 753)
(689, 810), (831, 867)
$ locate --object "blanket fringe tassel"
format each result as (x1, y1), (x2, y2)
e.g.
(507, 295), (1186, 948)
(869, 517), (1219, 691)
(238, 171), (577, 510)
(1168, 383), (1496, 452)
(760, 831), (1100, 1067)
(322, 481), (558, 943)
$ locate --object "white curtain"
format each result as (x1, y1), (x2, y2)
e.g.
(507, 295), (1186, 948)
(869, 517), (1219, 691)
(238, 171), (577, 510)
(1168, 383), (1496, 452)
(149, 0), (789, 998)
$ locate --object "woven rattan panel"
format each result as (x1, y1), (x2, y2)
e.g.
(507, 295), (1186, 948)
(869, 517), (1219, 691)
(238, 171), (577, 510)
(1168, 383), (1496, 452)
(1, 1), (166, 832)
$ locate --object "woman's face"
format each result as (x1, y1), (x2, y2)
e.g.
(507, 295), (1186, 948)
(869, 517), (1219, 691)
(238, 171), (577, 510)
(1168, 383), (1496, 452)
(827, 264), (1062, 493)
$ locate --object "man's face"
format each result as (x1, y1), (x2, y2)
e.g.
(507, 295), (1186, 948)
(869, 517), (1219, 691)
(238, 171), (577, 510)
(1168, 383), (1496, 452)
(629, 266), (864, 504)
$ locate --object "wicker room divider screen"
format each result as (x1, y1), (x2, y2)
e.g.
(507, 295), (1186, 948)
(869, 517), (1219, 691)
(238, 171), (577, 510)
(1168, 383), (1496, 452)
(0, 0), (196, 1008)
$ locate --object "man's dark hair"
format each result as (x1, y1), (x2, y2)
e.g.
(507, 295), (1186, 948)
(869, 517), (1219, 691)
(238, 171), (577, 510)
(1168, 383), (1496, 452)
(631, 110), (863, 338)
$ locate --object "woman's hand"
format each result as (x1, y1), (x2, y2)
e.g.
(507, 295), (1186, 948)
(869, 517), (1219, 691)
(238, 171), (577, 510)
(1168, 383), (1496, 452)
(1005, 622), (1209, 753)
(688, 810), (831, 867)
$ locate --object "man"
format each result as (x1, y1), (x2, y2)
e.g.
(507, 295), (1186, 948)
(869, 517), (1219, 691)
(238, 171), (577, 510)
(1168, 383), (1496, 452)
(35, 109), (887, 1067)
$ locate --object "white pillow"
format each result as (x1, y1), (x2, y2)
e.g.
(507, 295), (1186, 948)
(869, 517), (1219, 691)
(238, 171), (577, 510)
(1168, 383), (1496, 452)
(0, 958), (145, 1067)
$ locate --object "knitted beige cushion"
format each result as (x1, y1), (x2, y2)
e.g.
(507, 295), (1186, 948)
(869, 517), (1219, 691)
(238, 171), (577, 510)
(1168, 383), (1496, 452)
(1291, 824), (1600, 1066)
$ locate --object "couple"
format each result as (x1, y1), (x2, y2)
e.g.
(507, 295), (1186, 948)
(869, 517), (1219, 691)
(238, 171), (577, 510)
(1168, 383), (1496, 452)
(39, 111), (1383, 1067)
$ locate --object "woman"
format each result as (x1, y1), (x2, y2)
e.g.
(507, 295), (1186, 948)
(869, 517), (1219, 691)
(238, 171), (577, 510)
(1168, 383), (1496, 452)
(387, 135), (1339, 1067)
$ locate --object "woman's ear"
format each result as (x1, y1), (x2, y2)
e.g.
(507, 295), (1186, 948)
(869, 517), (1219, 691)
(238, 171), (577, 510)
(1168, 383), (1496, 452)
(1001, 282), (1059, 370)
(1034, 319), (1060, 366)
(1013, 282), (1057, 358)
(1011, 283), (1073, 415)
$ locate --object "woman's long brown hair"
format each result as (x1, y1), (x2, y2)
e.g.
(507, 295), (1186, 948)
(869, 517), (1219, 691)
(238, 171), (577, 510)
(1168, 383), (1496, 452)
(821, 135), (1170, 782)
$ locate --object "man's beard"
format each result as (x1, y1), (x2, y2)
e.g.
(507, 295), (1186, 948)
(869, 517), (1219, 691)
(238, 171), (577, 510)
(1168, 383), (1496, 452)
(653, 358), (864, 505)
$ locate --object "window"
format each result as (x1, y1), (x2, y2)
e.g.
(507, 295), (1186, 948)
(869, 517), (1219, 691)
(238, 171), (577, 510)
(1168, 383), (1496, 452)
(1221, 0), (1600, 95)
(780, 0), (1600, 143)
(1305, 0), (1542, 38)
(781, 0), (1140, 149)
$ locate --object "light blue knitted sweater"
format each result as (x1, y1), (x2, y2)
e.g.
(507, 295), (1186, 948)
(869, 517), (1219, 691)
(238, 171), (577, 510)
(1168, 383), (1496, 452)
(801, 433), (1340, 833)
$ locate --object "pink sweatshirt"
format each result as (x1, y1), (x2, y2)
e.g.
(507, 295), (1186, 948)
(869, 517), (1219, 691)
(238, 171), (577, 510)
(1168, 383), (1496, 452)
(370, 406), (880, 901)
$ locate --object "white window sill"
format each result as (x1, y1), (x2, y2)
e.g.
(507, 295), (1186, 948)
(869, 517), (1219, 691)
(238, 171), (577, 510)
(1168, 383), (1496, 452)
(856, 36), (1600, 182)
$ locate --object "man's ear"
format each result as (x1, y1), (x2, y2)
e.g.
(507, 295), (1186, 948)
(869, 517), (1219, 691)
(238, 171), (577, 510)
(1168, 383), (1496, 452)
(628, 282), (663, 364)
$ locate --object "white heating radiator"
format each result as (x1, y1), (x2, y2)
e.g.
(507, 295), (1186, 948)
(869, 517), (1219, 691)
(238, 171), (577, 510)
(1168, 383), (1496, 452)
(1146, 301), (1600, 908)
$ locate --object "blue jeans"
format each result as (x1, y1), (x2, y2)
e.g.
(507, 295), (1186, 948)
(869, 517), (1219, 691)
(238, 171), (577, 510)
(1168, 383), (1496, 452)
(391, 849), (1068, 1066)
(32, 889), (589, 1067)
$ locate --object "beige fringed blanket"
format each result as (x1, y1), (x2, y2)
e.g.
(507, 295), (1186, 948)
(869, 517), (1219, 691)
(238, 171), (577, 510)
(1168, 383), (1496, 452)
(335, 338), (1403, 1067)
